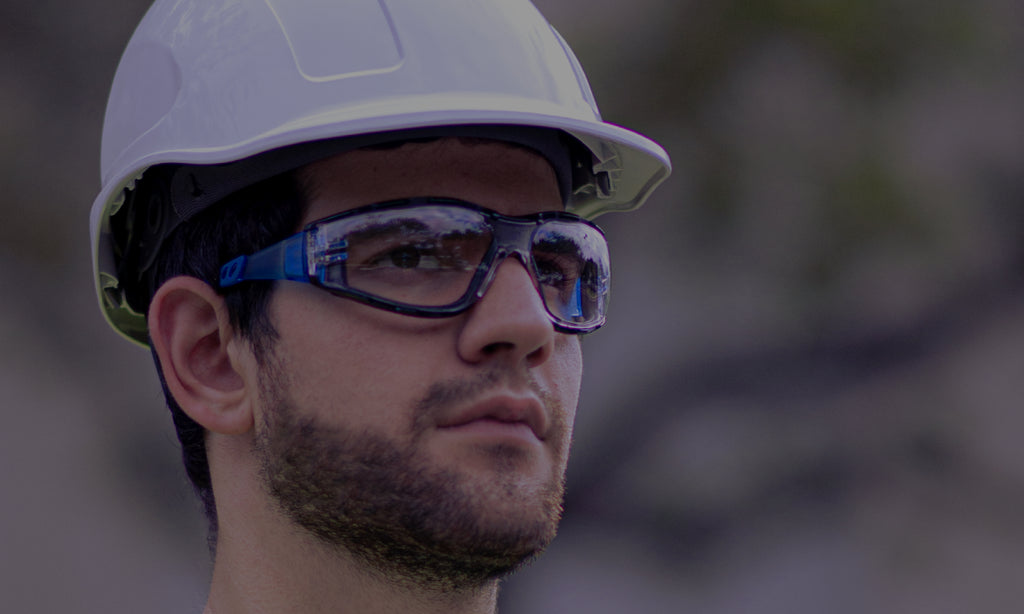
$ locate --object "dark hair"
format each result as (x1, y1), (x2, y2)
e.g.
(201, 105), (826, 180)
(118, 166), (309, 543)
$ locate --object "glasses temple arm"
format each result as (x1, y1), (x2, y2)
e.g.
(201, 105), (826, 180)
(219, 234), (307, 288)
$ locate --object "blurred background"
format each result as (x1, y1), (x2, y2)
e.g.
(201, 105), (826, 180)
(2, 0), (1022, 612)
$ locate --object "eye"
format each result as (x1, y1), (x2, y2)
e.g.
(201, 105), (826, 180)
(361, 241), (471, 272)
(533, 253), (578, 288)
(358, 242), (442, 271)
(387, 245), (424, 269)
(532, 234), (582, 289)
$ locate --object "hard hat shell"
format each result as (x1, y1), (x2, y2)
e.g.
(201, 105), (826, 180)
(91, 0), (672, 345)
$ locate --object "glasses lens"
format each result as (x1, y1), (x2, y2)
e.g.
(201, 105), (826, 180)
(315, 206), (491, 306)
(531, 220), (610, 328)
(308, 202), (609, 331)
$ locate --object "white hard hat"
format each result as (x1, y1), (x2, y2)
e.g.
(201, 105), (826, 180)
(91, 0), (672, 345)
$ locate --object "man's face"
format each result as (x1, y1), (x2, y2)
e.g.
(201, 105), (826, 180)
(252, 138), (583, 589)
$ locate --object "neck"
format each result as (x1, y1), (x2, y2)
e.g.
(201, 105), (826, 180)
(204, 544), (500, 614)
(203, 436), (500, 614)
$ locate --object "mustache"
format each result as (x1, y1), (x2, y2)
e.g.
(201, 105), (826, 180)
(416, 368), (542, 410)
(411, 369), (549, 433)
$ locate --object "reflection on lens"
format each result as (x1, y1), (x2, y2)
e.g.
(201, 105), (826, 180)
(532, 221), (609, 327)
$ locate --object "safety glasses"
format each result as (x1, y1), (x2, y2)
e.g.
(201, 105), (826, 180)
(219, 198), (610, 333)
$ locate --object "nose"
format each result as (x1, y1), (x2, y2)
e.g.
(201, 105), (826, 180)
(456, 257), (555, 368)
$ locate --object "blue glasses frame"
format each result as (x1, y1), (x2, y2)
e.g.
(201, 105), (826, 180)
(219, 198), (610, 333)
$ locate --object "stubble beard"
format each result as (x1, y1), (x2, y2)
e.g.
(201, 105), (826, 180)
(252, 357), (571, 593)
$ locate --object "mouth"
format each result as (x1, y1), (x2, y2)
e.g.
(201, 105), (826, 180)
(437, 394), (548, 442)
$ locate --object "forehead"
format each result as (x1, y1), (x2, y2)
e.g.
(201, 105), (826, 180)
(298, 138), (563, 224)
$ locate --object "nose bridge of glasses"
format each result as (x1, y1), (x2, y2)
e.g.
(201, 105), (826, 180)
(472, 218), (539, 299)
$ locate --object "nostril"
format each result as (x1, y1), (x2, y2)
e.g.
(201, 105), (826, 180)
(479, 339), (550, 368)
(481, 341), (515, 357)
(524, 340), (553, 369)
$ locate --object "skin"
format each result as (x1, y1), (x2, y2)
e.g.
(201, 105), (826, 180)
(149, 139), (584, 614)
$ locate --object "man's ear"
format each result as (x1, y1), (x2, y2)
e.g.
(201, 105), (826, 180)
(149, 276), (255, 435)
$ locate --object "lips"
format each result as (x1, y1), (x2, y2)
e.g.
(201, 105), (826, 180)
(437, 394), (549, 441)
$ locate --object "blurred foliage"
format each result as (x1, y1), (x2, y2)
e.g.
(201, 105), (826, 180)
(565, 0), (1021, 331)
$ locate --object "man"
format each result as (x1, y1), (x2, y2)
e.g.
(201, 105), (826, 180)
(90, 1), (670, 612)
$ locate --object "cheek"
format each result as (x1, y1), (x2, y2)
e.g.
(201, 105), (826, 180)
(544, 337), (581, 470)
(550, 335), (583, 424)
(266, 286), (457, 429)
